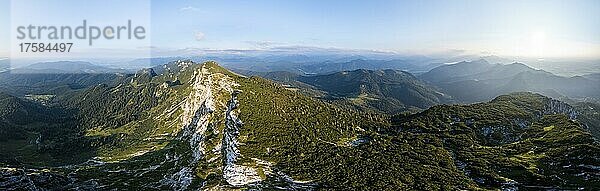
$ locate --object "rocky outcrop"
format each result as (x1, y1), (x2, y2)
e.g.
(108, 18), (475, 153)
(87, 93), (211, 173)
(162, 64), (216, 190)
(222, 90), (263, 186)
(164, 62), (267, 189)
(544, 99), (578, 119)
(0, 167), (71, 190)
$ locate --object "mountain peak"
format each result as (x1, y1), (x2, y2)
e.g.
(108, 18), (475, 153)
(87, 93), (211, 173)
(472, 58), (490, 64)
(507, 62), (529, 67)
(420, 59), (494, 83)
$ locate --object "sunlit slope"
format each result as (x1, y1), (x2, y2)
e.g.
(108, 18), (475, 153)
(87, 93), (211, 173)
(59, 60), (391, 189)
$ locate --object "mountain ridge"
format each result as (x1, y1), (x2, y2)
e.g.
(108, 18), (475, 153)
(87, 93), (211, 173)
(420, 59), (600, 102)
(0, 60), (598, 190)
(237, 68), (453, 113)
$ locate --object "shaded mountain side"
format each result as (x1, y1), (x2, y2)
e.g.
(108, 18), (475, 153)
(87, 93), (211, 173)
(0, 92), (93, 166)
(434, 71), (600, 103)
(420, 60), (540, 84)
(420, 59), (600, 102)
(0, 61), (597, 190)
(239, 69), (452, 114)
(461, 62), (540, 82)
(419, 59), (495, 83)
(297, 69), (453, 113)
(0, 59), (8, 73)
(500, 71), (599, 98)
(235, 68), (453, 114)
(574, 101), (600, 139)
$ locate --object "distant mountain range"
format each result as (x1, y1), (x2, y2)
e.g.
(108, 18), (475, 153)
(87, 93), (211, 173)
(0, 61), (131, 96)
(298, 59), (443, 75)
(237, 58), (600, 114)
(0, 59), (8, 73)
(6, 52), (599, 77)
(100, 53), (442, 75)
(4, 57), (599, 110)
(12, 61), (128, 74)
(209, 56), (442, 75)
(420, 59), (600, 103)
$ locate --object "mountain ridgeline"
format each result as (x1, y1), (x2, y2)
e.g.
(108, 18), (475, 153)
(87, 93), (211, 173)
(236, 68), (453, 114)
(0, 65), (127, 97)
(420, 59), (600, 103)
(0, 60), (598, 190)
(297, 69), (452, 113)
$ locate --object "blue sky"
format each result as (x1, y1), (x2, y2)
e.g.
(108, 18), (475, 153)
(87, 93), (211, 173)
(2, 0), (600, 59)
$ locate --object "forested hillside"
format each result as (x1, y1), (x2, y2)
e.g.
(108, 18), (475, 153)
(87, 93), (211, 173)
(238, 68), (453, 114)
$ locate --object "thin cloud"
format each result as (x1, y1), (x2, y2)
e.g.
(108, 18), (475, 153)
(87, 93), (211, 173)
(180, 6), (199, 12)
(195, 32), (205, 41)
(244, 41), (286, 48)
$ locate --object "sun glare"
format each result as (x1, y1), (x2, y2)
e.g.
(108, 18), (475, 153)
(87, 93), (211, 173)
(530, 31), (547, 58)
